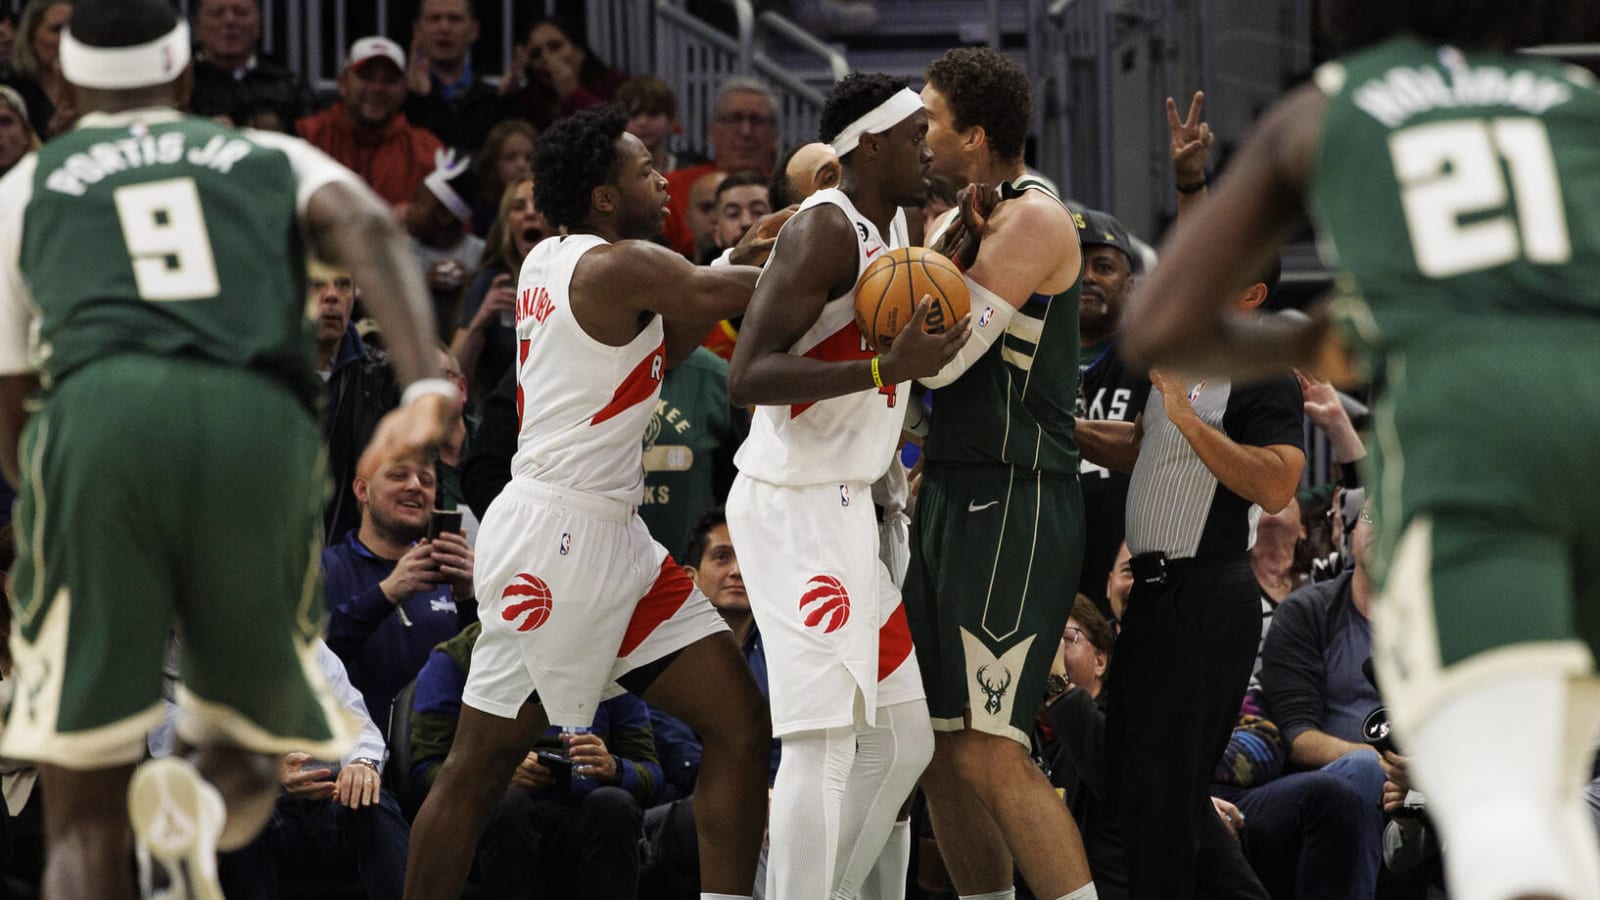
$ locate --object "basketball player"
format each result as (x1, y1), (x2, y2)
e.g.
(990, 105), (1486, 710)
(902, 47), (1099, 900)
(724, 72), (967, 899)
(0, 1), (455, 897)
(1120, 4), (1600, 900)
(403, 105), (774, 900)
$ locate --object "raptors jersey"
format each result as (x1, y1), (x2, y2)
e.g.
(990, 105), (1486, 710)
(734, 189), (910, 487)
(510, 233), (666, 503)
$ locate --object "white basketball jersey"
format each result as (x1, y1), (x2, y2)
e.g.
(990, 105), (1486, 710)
(509, 233), (665, 503)
(734, 189), (909, 488)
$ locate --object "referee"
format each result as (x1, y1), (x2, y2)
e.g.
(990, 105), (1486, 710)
(1075, 256), (1304, 900)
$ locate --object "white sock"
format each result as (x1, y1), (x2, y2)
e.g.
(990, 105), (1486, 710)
(1056, 882), (1099, 900)
(702, 895), (753, 900)
(766, 725), (855, 899)
(857, 818), (911, 900)
(958, 891), (1015, 900)
(831, 700), (933, 899)
(1404, 672), (1600, 900)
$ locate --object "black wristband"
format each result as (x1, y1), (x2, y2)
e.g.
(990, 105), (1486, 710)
(1175, 176), (1208, 194)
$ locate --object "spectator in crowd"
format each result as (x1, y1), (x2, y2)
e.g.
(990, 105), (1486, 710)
(619, 74), (684, 174)
(188, 0), (316, 129)
(638, 343), (746, 560)
(409, 621), (662, 898)
(684, 169), (728, 265)
(501, 14), (628, 131)
(0, 85), (39, 177)
(2, 0), (70, 138)
(324, 440), (477, 729)
(1105, 542), (1133, 624)
(0, 12), (13, 70)
(432, 341), (475, 517)
(298, 36), (445, 210)
(1035, 596), (1125, 898)
(451, 175), (547, 401)
(769, 140), (840, 209)
(1251, 502), (1391, 899)
(404, 0), (503, 153)
(711, 170), (772, 253)
(218, 642), (409, 900)
(1075, 92), (1303, 900)
(662, 77), (779, 258)
(469, 118), (536, 235)
(641, 507), (776, 899)
(1072, 208), (1150, 619)
(1253, 497), (1307, 607)
(406, 149), (486, 337)
(310, 261), (402, 544)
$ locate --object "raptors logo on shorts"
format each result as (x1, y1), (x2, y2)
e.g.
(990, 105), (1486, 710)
(501, 574), (553, 632)
(800, 575), (851, 633)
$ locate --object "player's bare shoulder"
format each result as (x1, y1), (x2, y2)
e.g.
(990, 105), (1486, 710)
(992, 186), (1080, 287)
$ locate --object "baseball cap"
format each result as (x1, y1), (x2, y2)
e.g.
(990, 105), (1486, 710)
(1075, 208), (1140, 273)
(347, 36), (405, 74)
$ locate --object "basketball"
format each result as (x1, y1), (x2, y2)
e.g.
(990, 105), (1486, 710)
(853, 247), (970, 351)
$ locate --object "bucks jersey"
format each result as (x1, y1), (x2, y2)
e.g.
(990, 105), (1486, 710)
(1310, 37), (1600, 351)
(923, 176), (1081, 474)
(0, 109), (361, 410)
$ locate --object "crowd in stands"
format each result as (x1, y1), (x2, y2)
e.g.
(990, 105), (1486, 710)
(1, 1), (1593, 898)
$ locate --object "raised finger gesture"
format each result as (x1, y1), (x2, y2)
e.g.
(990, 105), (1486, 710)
(1165, 91), (1213, 184)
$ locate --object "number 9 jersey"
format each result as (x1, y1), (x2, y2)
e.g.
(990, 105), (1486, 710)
(0, 109), (361, 411)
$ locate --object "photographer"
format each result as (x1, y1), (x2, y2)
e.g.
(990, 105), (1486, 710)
(409, 621), (662, 899)
(1255, 502), (1398, 898)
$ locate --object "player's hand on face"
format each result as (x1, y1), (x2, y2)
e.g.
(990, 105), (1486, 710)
(957, 183), (999, 237)
(334, 761), (382, 809)
(879, 298), (972, 383)
(428, 531), (475, 598)
(1165, 91), (1213, 183)
(729, 206), (798, 268)
(511, 751), (557, 790)
(281, 752), (337, 799)
(562, 732), (619, 784)
(381, 540), (444, 602)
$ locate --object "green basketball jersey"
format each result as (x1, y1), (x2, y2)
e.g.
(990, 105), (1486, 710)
(1310, 37), (1600, 353)
(0, 109), (355, 410)
(924, 176), (1081, 474)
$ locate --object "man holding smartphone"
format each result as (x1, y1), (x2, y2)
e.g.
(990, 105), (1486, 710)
(324, 442), (478, 729)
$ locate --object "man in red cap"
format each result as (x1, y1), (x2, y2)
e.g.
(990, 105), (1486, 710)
(298, 36), (444, 209)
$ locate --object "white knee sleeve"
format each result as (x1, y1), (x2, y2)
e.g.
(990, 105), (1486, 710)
(1407, 672), (1600, 900)
(832, 699), (934, 899)
(767, 725), (856, 899)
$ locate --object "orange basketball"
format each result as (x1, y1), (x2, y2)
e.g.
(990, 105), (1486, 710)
(853, 247), (970, 352)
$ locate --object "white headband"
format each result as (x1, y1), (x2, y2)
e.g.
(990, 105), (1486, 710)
(59, 21), (191, 90)
(423, 149), (474, 224)
(829, 88), (923, 157)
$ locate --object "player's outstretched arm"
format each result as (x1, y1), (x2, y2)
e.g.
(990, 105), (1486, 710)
(1121, 84), (1327, 379)
(728, 205), (968, 408)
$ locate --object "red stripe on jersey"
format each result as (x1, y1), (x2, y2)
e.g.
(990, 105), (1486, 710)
(618, 555), (694, 657)
(790, 322), (874, 418)
(878, 602), (914, 681)
(591, 341), (666, 426)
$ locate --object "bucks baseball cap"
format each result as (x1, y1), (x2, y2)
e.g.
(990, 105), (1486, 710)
(347, 36), (405, 73)
(1075, 208), (1140, 273)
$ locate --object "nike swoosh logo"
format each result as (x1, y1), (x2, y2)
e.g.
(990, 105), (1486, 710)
(866, 245), (884, 258)
(967, 500), (999, 512)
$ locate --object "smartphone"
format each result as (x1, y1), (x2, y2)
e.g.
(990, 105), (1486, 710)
(426, 508), (463, 540)
(535, 750), (572, 781)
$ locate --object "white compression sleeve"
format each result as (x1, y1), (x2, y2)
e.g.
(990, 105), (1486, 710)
(766, 725), (855, 899)
(918, 276), (1017, 389)
(831, 699), (934, 899)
